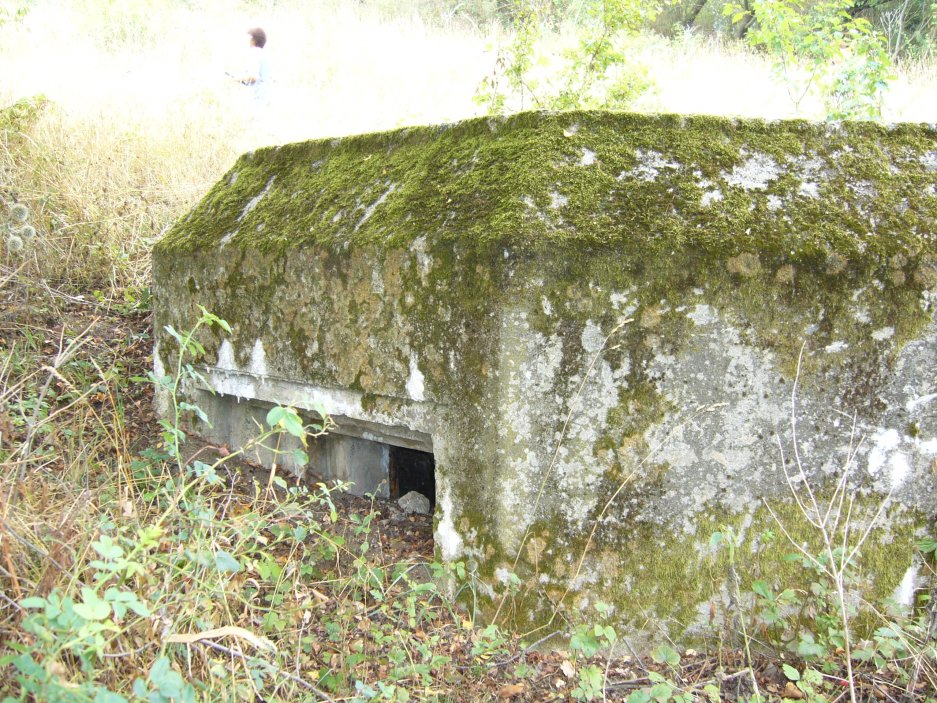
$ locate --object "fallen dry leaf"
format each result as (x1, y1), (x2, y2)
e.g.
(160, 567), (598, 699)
(560, 659), (576, 678)
(47, 661), (69, 678)
(498, 683), (526, 699)
(164, 625), (276, 652)
(782, 681), (804, 700)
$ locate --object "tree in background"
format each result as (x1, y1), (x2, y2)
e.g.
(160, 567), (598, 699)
(847, 0), (937, 60)
(725, 0), (893, 119)
(476, 0), (662, 113)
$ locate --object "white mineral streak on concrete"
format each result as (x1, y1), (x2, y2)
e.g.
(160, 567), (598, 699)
(355, 182), (398, 230)
(724, 153), (779, 190)
(893, 563), (920, 608)
(542, 296), (553, 316)
(153, 347), (171, 417)
(825, 341), (848, 353)
(153, 346), (167, 381)
(580, 148), (596, 166)
(238, 175), (276, 221)
(853, 307), (871, 323)
(767, 195), (783, 211)
(412, 235), (432, 278)
(436, 486), (463, 560)
(872, 326), (895, 341)
(249, 339), (267, 377)
(210, 368), (256, 400)
(217, 340), (237, 371)
(208, 368), (394, 428)
(406, 355), (425, 401)
(371, 267), (384, 295)
(311, 386), (377, 419)
(920, 438), (937, 454)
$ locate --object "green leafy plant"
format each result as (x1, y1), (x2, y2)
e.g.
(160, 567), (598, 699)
(476, 0), (661, 114)
(724, 0), (893, 120)
(1, 309), (360, 701)
(565, 601), (623, 701)
(2, 588), (148, 703)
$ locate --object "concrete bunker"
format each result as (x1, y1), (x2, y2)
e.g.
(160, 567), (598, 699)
(154, 110), (937, 642)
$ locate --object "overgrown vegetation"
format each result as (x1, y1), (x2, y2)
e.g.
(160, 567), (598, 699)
(725, 0), (893, 120)
(477, 0), (895, 119)
(2, 284), (934, 700)
(475, 0), (662, 112)
(1, 0), (937, 700)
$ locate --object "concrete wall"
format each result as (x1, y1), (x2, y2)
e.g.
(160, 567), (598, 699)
(153, 110), (937, 641)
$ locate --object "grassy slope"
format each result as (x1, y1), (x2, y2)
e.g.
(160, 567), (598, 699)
(0, 1), (936, 701)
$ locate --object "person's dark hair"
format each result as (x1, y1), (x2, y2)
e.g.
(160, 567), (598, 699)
(248, 27), (267, 48)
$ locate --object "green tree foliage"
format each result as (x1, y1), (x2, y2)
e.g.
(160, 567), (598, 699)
(726, 0), (893, 120)
(476, 0), (662, 113)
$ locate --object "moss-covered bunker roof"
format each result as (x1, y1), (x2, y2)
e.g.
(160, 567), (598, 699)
(157, 110), (937, 268)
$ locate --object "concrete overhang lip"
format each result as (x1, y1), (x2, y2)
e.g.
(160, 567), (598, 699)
(194, 365), (436, 453)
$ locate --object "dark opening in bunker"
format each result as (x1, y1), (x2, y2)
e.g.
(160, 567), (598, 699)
(389, 446), (436, 510)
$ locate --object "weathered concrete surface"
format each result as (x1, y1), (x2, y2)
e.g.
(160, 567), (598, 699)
(153, 110), (937, 641)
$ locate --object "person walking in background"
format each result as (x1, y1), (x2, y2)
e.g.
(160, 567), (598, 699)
(226, 26), (276, 145)
(237, 27), (272, 109)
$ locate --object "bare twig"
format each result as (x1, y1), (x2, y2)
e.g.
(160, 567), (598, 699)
(0, 587), (24, 612)
(16, 318), (98, 471)
(766, 342), (895, 703)
(174, 638), (337, 702)
(495, 318), (632, 623)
